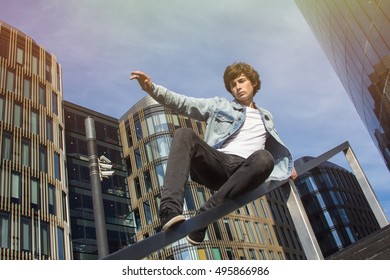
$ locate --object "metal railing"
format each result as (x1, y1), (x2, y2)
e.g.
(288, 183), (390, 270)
(101, 141), (388, 260)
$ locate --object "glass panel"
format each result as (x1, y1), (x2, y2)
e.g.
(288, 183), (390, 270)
(31, 110), (39, 134)
(48, 184), (56, 215)
(21, 217), (31, 251)
(22, 139), (30, 166)
(23, 78), (31, 99)
(11, 173), (21, 202)
(6, 70), (14, 92)
(2, 132), (12, 160)
(0, 213), (10, 248)
(13, 103), (22, 128)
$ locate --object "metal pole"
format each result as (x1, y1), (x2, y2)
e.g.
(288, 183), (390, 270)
(85, 116), (109, 258)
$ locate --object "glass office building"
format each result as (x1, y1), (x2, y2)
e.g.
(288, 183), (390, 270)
(295, 0), (390, 170)
(64, 101), (135, 260)
(0, 21), (71, 259)
(119, 96), (305, 260)
(294, 157), (380, 257)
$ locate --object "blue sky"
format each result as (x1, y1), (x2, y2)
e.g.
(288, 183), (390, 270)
(1, 0), (389, 219)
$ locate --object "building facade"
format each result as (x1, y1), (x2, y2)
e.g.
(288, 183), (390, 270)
(295, 0), (390, 170)
(0, 21), (71, 259)
(294, 157), (380, 257)
(118, 96), (305, 260)
(64, 101), (135, 260)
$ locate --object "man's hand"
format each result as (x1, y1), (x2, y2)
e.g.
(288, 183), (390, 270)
(290, 167), (298, 180)
(130, 71), (153, 94)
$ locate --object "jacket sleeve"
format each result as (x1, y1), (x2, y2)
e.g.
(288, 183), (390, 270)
(149, 84), (219, 121)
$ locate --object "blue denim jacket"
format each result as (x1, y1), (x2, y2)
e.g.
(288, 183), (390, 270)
(150, 84), (293, 181)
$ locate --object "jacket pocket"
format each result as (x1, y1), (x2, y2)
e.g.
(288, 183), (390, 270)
(213, 110), (234, 135)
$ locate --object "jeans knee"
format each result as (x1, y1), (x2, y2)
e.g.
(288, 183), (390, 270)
(252, 150), (274, 174)
(173, 128), (195, 140)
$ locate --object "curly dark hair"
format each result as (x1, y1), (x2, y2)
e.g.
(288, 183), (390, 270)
(223, 62), (261, 96)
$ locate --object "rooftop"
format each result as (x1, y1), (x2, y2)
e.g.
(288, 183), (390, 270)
(327, 224), (390, 260)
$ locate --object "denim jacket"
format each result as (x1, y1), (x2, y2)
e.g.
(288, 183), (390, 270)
(150, 84), (293, 181)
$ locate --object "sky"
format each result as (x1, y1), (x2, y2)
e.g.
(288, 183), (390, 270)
(0, 0), (389, 220)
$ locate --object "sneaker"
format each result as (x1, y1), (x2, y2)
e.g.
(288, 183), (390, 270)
(186, 226), (207, 245)
(186, 208), (207, 245)
(159, 208), (185, 231)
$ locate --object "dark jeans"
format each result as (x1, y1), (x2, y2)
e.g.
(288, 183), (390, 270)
(160, 128), (274, 214)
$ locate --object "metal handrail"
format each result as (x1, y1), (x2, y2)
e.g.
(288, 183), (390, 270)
(101, 141), (387, 260)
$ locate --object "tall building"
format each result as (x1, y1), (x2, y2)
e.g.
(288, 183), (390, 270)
(294, 156), (380, 258)
(118, 96), (305, 260)
(64, 101), (135, 260)
(295, 0), (390, 170)
(0, 21), (71, 259)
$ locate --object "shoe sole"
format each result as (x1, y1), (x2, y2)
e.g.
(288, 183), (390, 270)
(186, 235), (202, 246)
(161, 215), (185, 231)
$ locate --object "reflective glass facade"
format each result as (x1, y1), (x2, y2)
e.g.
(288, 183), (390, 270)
(294, 157), (380, 257)
(64, 101), (135, 260)
(119, 96), (305, 260)
(0, 21), (70, 259)
(295, 0), (390, 170)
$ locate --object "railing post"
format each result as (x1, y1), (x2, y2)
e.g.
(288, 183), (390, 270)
(344, 146), (389, 227)
(281, 181), (324, 259)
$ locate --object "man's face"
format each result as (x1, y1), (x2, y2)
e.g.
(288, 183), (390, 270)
(229, 74), (256, 105)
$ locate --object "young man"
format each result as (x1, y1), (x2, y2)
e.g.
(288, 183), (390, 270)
(130, 62), (296, 245)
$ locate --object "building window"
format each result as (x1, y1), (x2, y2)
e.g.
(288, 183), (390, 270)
(16, 47), (24, 64)
(254, 222), (265, 244)
(134, 114), (143, 140)
(134, 148), (142, 169)
(226, 247), (234, 260)
(263, 223), (274, 245)
(146, 112), (169, 135)
(212, 248), (222, 260)
(143, 200), (152, 224)
(0, 212), (10, 248)
(39, 145), (47, 172)
(57, 227), (65, 260)
(54, 153), (61, 180)
(0, 96), (4, 121)
(46, 117), (53, 141)
(23, 78), (31, 99)
(224, 218), (234, 241)
(31, 110), (39, 134)
(260, 199), (269, 218)
(1, 132), (12, 160)
(41, 222), (50, 257)
(13, 103), (22, 128)
(52, 92), (58, 115)
(32, 55), (38, 75)
(31, 178), (40, 211)
(11, 172), (21, 203)
(48, 184), (56, 215)
(144, 170), (152, 192)
(21, 217), (31, 251)
(39, 84), (46, 106)
(155, 162), (166, 188)
(22, 139), (30, 166)
(6, 70), (15, 92)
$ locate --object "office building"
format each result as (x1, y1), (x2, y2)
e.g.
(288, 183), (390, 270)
(64, 101), (135, 260)
(0, 20), (71, 259)
(294, 156), (380, 257)
(295, 0), (390, 170)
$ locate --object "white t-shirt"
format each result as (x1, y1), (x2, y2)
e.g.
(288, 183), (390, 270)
(217, 107), (268, 158)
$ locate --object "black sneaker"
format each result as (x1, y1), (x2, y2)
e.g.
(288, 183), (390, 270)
(186, 208), (207, 245)
(159, 208), (185, 231)
(186, 226), (207, 245)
